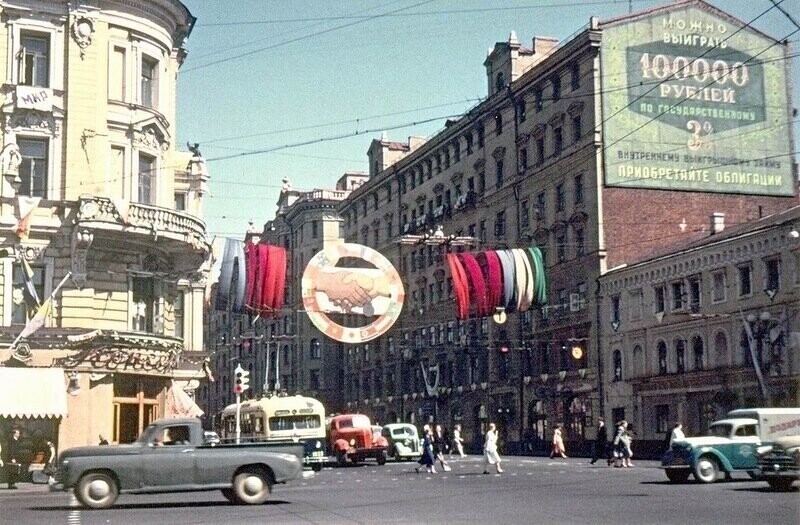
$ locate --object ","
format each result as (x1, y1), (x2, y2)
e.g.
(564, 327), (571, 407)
(327, 414), (389, 466)
(382, 423), (423, 462)
(755, 435), (800, 491)
(55, 418), (305, 509)
(661, 408), (800, 484)
(219, 395), (327, 471)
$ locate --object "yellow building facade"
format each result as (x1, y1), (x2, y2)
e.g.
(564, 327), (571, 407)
(0, 0), (208, 476)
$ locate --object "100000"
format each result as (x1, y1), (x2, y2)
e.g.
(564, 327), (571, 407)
(639, 53), (749, 86)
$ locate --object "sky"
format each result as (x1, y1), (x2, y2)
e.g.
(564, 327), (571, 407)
(175, 0), (800, 240)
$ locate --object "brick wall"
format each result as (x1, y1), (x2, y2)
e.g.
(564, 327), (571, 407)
(602, 186), (799, 269)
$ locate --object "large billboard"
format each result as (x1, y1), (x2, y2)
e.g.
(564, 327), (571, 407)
(601, 4), (794, 196)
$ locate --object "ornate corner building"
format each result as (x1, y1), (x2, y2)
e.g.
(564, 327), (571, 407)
(0, 0), (209, 455)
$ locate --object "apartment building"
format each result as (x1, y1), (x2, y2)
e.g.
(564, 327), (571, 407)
(599, 207), (800, 455)
(197, 175), (365, 420)
(334, 0), (796, 453)
(204, 0), (797, 455)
